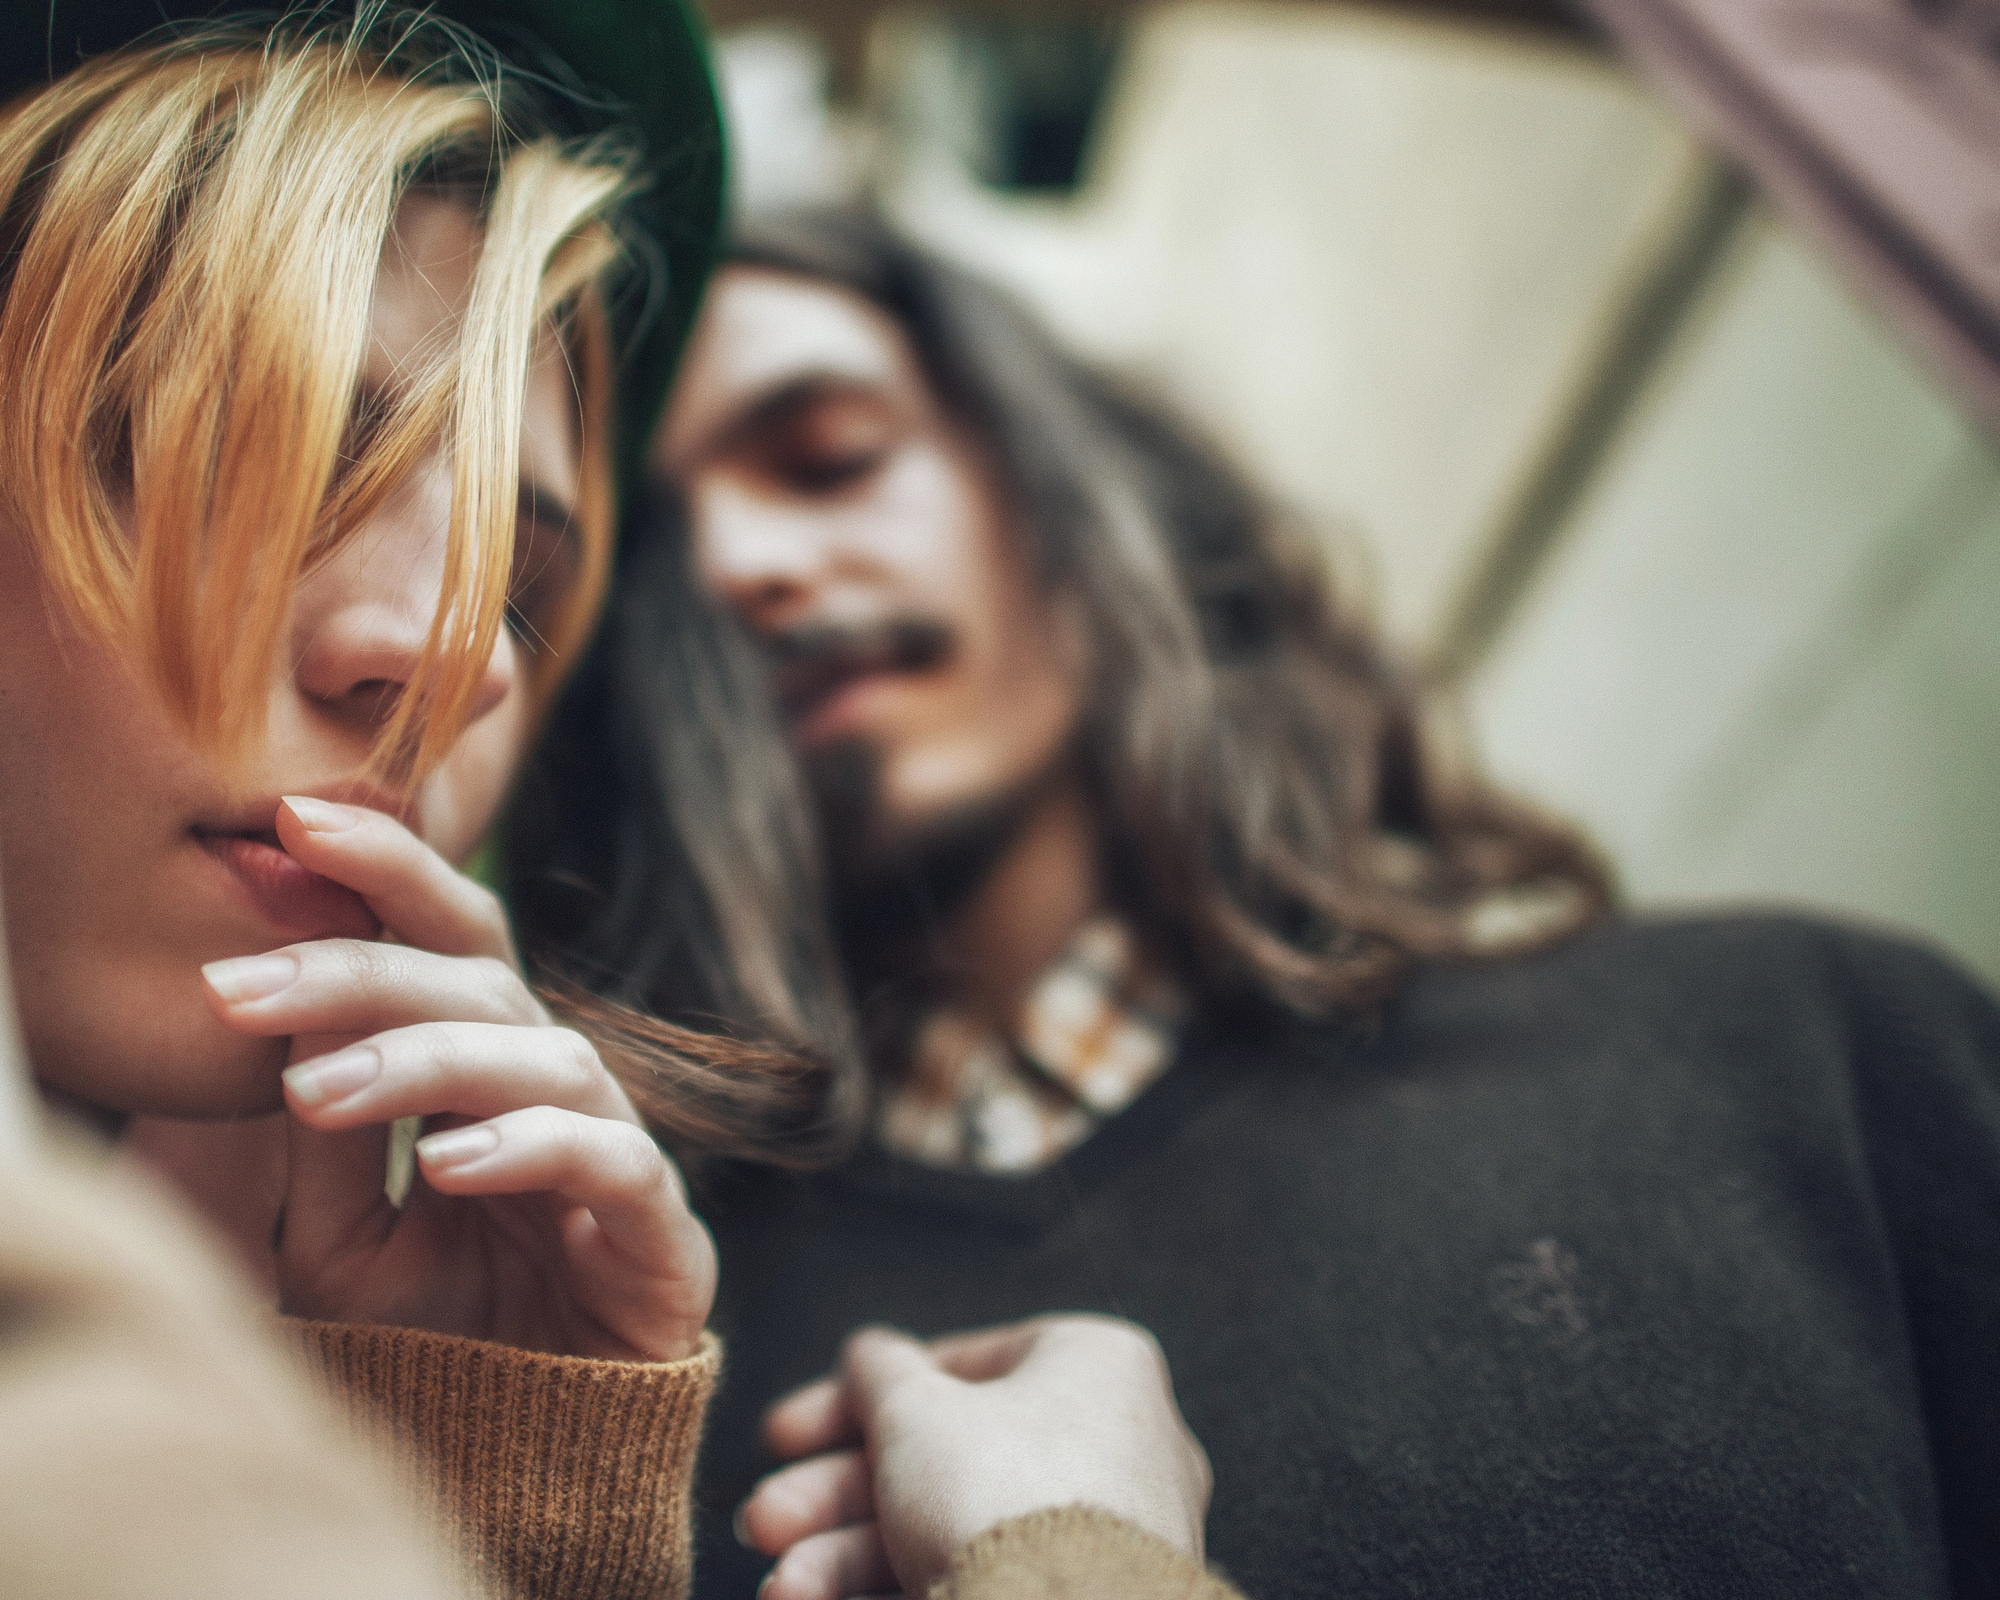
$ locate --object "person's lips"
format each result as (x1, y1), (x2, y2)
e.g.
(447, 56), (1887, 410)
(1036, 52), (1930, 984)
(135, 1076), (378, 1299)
(766, 618), (953, 741)
(195, 830), (381, 941)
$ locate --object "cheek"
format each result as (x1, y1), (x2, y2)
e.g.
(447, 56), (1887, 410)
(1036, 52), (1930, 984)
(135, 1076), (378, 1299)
(866, 452), (1000, 599)
(0, 573), (180, 946)
(952, 533), (1086, 739)
(875, 466), (1088, 809)
(0, 577), (289, 1114)
(420, 644), (533, 866)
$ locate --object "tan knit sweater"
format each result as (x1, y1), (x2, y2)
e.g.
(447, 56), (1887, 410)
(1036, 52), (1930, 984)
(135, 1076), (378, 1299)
(937, 1507), (1244, 1600)
(0, 1145), (462, 1600)
(295, 1321), (719, 1600)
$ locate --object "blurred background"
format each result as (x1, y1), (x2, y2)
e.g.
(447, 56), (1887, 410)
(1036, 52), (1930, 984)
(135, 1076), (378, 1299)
(696, 0), (2000, 987)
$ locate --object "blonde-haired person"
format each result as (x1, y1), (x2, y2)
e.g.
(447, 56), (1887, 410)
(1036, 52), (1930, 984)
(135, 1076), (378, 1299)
(2, 6), (727, 1592)
(0, 7), (1233, 1600)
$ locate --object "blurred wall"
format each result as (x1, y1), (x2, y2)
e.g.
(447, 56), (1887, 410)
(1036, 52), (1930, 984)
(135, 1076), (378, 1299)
(879, 2), (1716, 647)
(1470, 211), (2000, 983)
(705, 0), (1583, 96)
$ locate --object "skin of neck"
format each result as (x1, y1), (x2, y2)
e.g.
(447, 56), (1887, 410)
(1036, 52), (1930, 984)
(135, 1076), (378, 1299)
(927, 771), (1103, 1032)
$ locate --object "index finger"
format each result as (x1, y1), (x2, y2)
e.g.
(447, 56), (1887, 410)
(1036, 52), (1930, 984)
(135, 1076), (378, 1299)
(921, 1319), (1046, 1382)
(763, 1374), (861, 1460)
(738, 1449), (874, 1556)
(928, 1314), (1159, 1385)
(277, 797), (516, 962)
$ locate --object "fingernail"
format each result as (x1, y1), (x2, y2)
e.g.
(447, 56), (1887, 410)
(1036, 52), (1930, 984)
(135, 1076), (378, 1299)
(417, 1124), (499, 1169)
(202, 952), (299, 1004)
(283, 1044), (380, 1107)
(283, 795), (360, 833)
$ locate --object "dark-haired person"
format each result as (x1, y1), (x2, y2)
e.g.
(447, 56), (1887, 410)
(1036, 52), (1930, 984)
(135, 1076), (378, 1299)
(512, 207), (2000, 1599)
(0, 8), (1235, 1599)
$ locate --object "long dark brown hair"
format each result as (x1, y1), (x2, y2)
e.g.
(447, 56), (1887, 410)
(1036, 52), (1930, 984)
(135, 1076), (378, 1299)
(505, 483), (865, 1164)
(507, 207), (1612, 1155)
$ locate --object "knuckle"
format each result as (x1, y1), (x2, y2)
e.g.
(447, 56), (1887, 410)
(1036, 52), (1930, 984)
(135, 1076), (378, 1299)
(551, 1027), (603, 1093)
(565, 1114), (663, 1194)
(499, 1102), (565, 1159)
(326, 937), (399, 989)
(1077, 1315), (1171, 1381)
(466, 881), (510, 938)
(387, 1021), (456, 1083)
(1070, 1311), (1151, 1353)
(611, 1121), (671, 1194)
(875, 1374), (939, 1426)
(1106, 1315), (1166, 1364)
(470, 955), (533, 1019)
(548, 1104), (592, 1161)
(468, 889), (526, 967)
(305, 939), (421, 1014)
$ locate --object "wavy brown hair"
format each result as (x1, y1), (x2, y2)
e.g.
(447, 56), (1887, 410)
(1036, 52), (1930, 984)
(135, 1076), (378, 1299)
(508, 207), (1612, 1158)
(505, 480), (865, 1163)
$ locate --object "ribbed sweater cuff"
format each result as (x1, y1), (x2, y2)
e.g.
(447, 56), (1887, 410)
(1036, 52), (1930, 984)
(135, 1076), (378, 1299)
(934, 1505), (1240, 1600)
(291, 1320), (720, 1600)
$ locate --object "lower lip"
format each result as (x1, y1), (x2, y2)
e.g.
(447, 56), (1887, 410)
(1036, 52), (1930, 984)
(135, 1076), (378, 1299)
(791, 671), (913, 748)
(198, 836), (381, 941)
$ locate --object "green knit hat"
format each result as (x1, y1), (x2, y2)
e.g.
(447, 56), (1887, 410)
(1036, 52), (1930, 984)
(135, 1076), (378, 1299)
(0, 0), (726, 496)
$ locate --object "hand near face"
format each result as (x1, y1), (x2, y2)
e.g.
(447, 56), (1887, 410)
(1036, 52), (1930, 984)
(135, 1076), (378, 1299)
(201, 798), (714, 1363)
(741, 1315), (1212, 1600)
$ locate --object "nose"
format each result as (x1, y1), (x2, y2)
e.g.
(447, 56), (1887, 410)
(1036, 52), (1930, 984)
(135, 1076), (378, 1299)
(293, 596), (514, 738)
(690, 479), (836, 633)
(290, 463), (517, 744)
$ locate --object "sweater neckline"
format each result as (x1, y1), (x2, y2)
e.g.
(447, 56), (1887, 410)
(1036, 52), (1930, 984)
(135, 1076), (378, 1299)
(815, 1009), (1333, 1234)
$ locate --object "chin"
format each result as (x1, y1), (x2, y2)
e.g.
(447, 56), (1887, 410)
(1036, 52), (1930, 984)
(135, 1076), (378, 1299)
(29, 1008), (288, 1122)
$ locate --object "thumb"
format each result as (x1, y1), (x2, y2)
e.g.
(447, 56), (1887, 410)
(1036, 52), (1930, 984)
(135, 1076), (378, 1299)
(279, 1112), (395, 1263)
(840, 1326), (943, 1431)
(278, 1033), (397, 1287)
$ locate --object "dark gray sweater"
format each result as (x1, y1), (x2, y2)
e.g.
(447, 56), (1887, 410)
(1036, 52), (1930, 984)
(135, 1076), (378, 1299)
(692, 916), (2000, 1598)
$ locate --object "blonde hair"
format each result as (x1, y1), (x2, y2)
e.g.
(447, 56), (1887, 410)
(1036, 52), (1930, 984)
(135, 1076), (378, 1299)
(0, 14), (627, 779)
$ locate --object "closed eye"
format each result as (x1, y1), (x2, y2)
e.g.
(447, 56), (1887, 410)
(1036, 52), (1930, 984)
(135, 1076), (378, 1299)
(728, 378), (903, 501)
(506, 481), (580, 650)
(772, 443), (888, 495)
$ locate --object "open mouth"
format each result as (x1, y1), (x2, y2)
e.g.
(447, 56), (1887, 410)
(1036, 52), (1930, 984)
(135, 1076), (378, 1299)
(767, 618), (953, 731)
(194, 827), (381, 942)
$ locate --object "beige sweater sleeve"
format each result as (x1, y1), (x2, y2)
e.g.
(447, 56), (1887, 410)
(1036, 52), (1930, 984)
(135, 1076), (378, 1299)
(293, 1320), (720, 1600)
(0, 1146), (459, 1600)
(934, 1506), (1245, 1600)
(0, 1133), (715, 1600)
